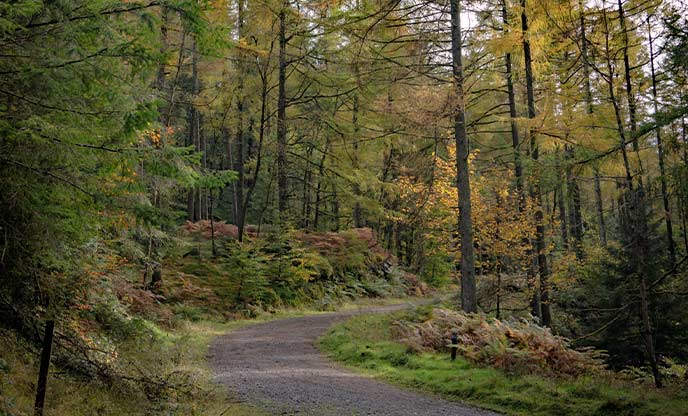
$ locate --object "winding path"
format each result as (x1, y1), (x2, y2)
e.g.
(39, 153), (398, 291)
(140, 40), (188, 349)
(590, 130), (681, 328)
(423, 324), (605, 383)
(209, 303), (500, 416)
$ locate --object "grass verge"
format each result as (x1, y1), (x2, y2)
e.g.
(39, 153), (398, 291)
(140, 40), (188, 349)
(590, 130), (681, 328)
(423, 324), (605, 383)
(317, 312), (688, 416)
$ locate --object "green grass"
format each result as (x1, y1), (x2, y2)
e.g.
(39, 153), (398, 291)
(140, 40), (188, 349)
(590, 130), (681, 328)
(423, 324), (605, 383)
(318, 313), (688, 416)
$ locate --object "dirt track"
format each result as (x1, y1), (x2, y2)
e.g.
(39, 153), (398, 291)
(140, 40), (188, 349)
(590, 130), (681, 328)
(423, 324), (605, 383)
(209, 303), (500, 415)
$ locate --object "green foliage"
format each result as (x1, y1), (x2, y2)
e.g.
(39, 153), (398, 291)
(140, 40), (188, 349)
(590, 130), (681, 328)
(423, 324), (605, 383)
(553, 239), (688, 369)
(220, 229), (401, 310)
(195, 169), (238, 190)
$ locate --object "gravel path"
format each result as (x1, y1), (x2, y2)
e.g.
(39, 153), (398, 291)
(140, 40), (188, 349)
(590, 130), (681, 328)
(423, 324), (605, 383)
(209, 303), (500, 416)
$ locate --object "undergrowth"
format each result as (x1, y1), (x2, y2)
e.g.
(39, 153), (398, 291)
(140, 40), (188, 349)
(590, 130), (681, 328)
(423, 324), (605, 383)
(318, 311), (688, 416)
(1, 226), (430, 416)
(0, 321), (264, 416)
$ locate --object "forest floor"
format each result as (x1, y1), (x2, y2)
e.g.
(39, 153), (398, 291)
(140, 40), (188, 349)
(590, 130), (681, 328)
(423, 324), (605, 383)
(210, 300), (498, 416)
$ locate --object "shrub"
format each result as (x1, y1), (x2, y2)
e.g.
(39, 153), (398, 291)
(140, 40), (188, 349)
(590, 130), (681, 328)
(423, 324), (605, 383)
(392, 308), (607, 376)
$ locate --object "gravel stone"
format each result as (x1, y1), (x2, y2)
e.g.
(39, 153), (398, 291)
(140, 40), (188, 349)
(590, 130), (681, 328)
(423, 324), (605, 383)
(210, 304), (501, 416)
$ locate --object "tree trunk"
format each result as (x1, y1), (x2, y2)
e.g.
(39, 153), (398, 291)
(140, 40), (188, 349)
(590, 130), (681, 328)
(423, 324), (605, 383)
(557, 182), (569, 249)
(234, 0), (247, 237)
(450, 0), (477, 313)
(187, 37), (201, 222)
(580, 0), (607, 247)
(238, 57), (270, 242)
(503, 0), (539, 318)
(352, 86), (364, 228)
(331, 182), (340, 232)
(648, 17), (676, 267)
(502, 1), (524, 207)
(200, 113), (207, 220)
(313, 138), (329, 230)
(210, 189), (217, 257)
(601, 3), (661, 387)
(617, 0), (638, 151)
(594, 168), (607, 246)
(276, 2), (289, 218)
(301, 145), (313, 228)
(522, 0), (551, 326)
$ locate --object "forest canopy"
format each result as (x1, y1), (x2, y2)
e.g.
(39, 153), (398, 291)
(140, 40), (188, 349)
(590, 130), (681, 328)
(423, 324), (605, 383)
(1, 0), (688, 411)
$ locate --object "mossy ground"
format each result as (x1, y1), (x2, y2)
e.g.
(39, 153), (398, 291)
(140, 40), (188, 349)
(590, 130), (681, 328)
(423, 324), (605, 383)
(318, 312), (688, 416)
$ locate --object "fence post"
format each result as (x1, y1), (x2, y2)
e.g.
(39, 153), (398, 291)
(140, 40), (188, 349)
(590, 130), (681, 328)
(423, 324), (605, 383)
(450, 331), (458, 361)
(34, 319), (55, 416)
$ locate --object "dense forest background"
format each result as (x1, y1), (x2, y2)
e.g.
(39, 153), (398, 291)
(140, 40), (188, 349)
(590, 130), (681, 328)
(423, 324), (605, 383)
(1, 0), (688, 414)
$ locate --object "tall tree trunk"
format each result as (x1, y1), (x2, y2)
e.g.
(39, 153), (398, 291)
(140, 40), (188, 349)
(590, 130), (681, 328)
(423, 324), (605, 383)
(155, 7), (169, 95)
(601, 3), (661, 387)
(352, 86), (364, 228)
(331, 182), (340, 232)
(225, 126), (238, 224)
(648, 17), (676, 267)
(450, 0), (477, 313)
(682, 118), (688, 253)
(200, 113), (207, 220)
(276, 2), (289, 218)
(594, 167), (607, 246)
(301, 145), (313, 228)
(579, 0), (607, 246)
(566, 146), (583, 257)
(502, 1), (523, 206)
(680, 187), (688, 254)
(238, 53), (271, 242)
(234, 0), (247, 237)
(188, 37), (201, 222)
(557, 181), (569, 249)
(503, 0), (538, 318)
(617, 0), (639, 151)
(313, 137), (329, 230)
(522, 0), (551, 326)
(209, 190), (217, 257)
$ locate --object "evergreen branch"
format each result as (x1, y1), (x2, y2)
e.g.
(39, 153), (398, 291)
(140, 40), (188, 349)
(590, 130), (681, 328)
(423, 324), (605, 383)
(0, 156), (95, 198)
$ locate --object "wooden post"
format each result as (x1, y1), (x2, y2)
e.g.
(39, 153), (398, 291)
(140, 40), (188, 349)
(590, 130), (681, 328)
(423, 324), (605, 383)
(34, 319), (55, 416)
(450, 331), (458, 361)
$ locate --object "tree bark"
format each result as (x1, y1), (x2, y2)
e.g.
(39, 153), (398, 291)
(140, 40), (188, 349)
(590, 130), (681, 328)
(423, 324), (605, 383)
(566, 146), (583, 257)
(313, 137), (329, 230)
(648, 17), (676, 267)
(238, 51), (271, 241)
(502, 1), (524, 207)
(617, 0), (639, 151)
(557, 182), (569, 249)
(210, 189), (217, 257)
(503, 0), (539, 318)
(594, 168), (607, 246)
(234, 0), (247, 238)
(331, 182), (340, 232)
(580, 0), (607, 247)
(450, 0), (477, 313)
(600, 3), (661, 387)
(188, 37), (201, 222)
(521, 0), (551, 326)
(276, 2), (289, 218)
